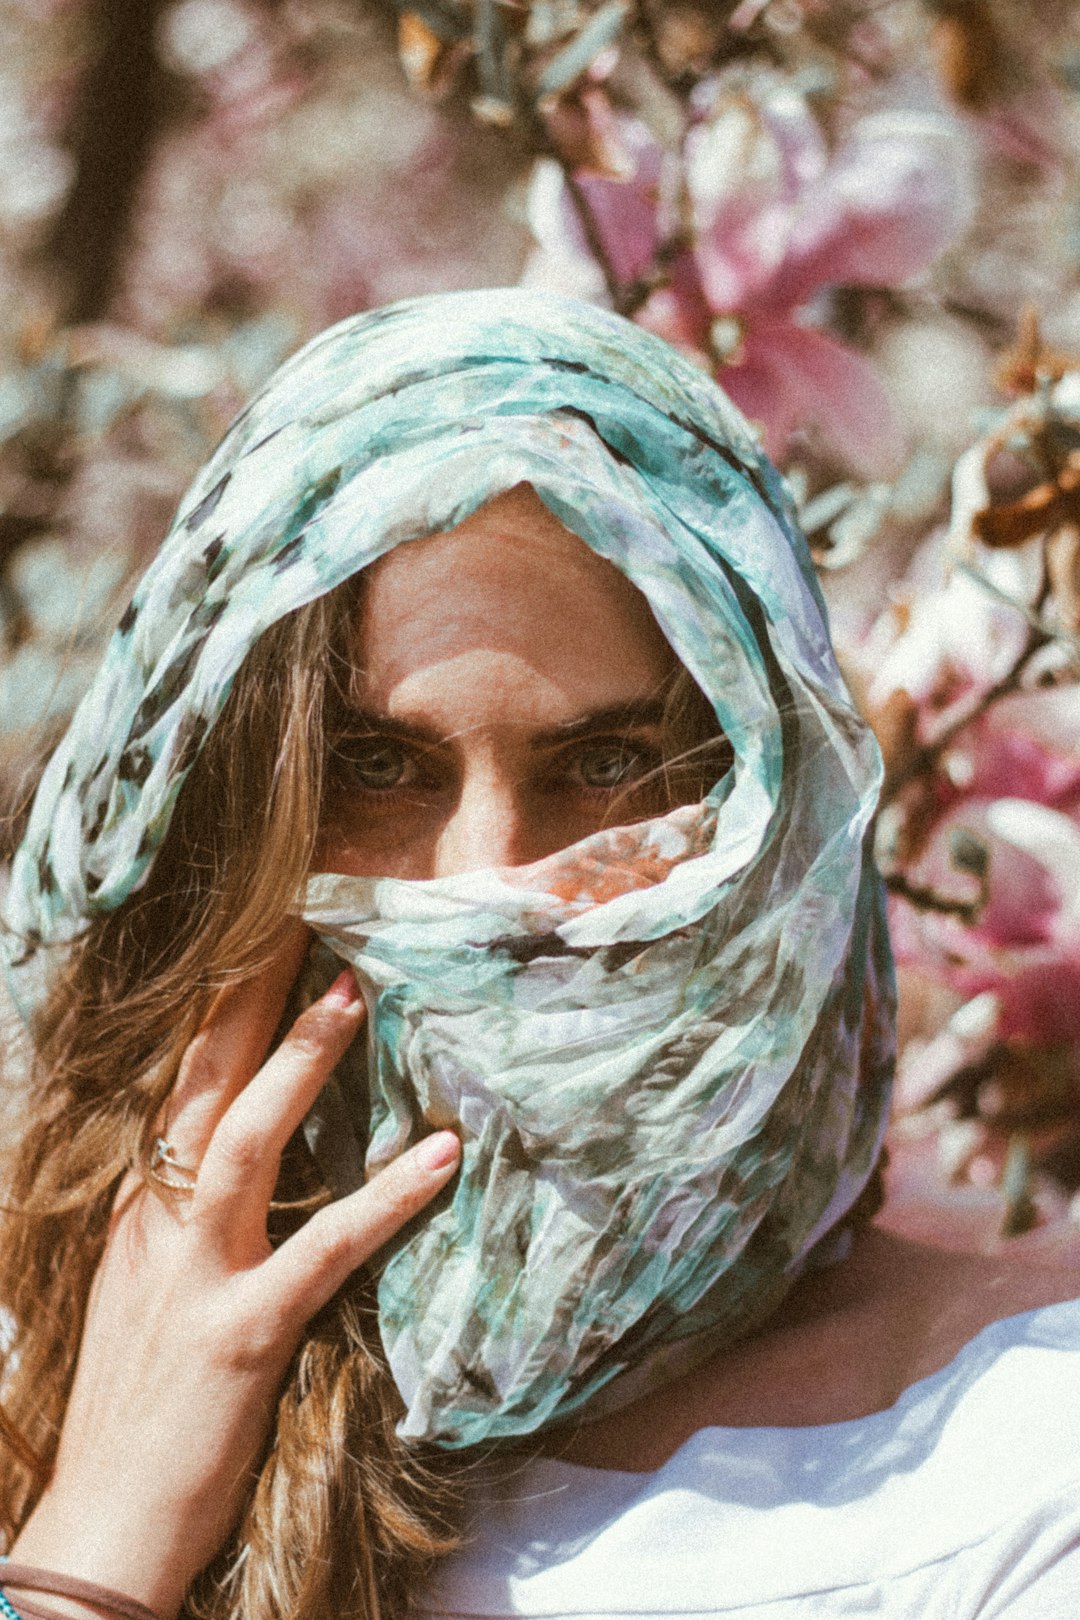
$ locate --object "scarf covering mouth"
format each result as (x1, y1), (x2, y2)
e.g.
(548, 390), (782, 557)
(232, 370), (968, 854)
(4, 287), (895, 1450)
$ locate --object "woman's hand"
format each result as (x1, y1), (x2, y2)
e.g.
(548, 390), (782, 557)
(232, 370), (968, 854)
(10, 932), (460, 1620)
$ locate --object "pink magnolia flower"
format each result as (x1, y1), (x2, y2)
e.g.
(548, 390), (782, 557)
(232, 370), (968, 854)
(858, 538), (1033, 746)
(523, 95), (672, 305)
(889, 686), (1080, 1054)
(525, 79), (971, 476)
(538, 87), (670, 288)
(953, 689), (1080, 812)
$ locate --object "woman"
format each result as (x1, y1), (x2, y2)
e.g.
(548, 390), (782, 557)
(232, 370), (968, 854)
(0, 289), (1078, 1620)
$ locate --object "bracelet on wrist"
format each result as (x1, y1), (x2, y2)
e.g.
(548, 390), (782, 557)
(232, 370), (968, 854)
(0, 1586), (64, 1620)
(0, 1562), (163, 1620)
(0, 1592), (81, 1620)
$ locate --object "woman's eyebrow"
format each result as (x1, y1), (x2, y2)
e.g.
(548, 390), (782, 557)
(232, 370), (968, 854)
(337, 700), (667, 747)
(336, 707), (445, 746)
(530, 699), (667, 747)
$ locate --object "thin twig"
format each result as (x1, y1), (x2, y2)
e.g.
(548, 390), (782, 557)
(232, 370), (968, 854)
(563, 170), (628, 311)
(881, 870), (983, 924)
(882, 609), (1064, 804)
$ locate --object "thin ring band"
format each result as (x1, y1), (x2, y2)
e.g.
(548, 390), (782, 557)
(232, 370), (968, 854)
(147, 1135), (198, 1194)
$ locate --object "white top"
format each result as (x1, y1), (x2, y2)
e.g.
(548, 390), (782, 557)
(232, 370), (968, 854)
(413, 1300), (1080, 1620)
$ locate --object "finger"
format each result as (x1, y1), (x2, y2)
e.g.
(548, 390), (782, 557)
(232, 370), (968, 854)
(164, 921), (311, 1162)
(261, 1130), (461, 1333)
(193, 969), (366, 1237)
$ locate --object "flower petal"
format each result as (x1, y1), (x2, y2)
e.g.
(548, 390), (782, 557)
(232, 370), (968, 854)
(521, 157), (610, 302)
(721, 322), (904, 476)
(686, 82), (826, 311)
(967, 699), (1080, 809)
(573, 171), (662, 286)
(634, 251), (713, 359)
(772, 113), (973, 311)
(986, 799), (1080, 936)
(890, 794), (1080, 1045)
(567, 105), (670, 286)
(867, 569), (1029, 727)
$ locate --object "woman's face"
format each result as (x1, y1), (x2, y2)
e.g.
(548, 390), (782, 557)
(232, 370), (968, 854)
(319, 484), (720, 879)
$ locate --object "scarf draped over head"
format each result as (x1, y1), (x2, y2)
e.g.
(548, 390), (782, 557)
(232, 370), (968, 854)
(4, 288), (895, 1449)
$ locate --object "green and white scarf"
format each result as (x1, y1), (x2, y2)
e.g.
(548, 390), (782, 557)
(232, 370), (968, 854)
(4, 288), (894, 1449)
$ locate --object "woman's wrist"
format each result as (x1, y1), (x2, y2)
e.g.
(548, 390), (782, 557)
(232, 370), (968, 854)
(9, 1499), (181, 1620)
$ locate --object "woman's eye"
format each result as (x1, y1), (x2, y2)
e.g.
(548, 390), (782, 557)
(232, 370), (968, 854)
(335, 737), (414, 791)
(575, 741), (651, 790)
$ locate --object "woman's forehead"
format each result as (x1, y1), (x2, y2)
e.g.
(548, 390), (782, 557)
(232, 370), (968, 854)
(351, 482), (676, 709)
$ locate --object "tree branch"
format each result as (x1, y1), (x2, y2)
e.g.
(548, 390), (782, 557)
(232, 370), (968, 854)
(45, 0), (173, 324)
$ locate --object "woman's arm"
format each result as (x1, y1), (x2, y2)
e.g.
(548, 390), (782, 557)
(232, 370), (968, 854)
(8, 940), (460, 1620)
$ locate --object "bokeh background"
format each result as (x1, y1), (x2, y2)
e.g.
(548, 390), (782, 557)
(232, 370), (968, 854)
(3, 0), (1080, 1250)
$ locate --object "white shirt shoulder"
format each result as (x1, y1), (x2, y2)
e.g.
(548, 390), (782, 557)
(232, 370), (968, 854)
(414, 1298), (1080, 1620)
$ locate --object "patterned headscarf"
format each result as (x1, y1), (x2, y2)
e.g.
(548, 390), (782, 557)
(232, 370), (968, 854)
(4, 289), (894, 1448)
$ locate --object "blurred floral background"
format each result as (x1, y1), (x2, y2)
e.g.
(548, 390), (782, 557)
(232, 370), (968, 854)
(2, 0), (1080, 1249)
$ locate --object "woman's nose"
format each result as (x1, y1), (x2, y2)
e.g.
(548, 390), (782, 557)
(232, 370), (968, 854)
(433, 770), (529, 876)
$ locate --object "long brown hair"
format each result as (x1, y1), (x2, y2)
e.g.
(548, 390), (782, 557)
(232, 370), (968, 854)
(0, 566), (727, 1620)
(0, 579), (468, 1620)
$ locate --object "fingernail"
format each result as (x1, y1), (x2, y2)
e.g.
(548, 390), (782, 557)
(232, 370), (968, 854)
(418, 1130), (460, 1172)
(325, 967), (361, 1009)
